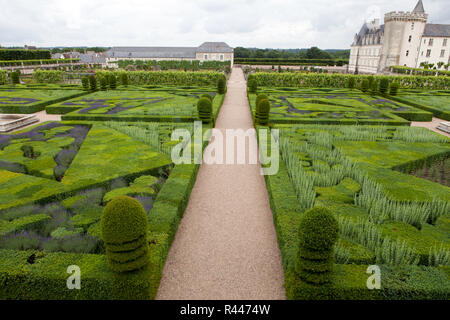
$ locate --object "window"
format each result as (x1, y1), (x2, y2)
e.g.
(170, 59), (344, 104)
(444, 39), (448, 46)
(426, 49), (431, 57)
(441, 50), (445, 58)
(406, 50), (409, 57)
(204, 54), (208, 60)
(408, 35), (412, 42)
(421, 51), (424, 56)
(411, 23), (414, 30)
(219, 54), (224, 61)
(429, 38), (433, 46)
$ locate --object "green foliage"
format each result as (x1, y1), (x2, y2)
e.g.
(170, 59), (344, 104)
(200, 93), (213, 102)
(389, 82), (400, 96)
(379, 78), (390, 96)
(0, 49), (51, 61)
(296, 207), (338, 284)
(117, 59), (230, 71)
(370, 80), (378, 95)
(360, 79), (369, 93)
(255, 98), (270, 125)
(101, 196), (149, 272)
(248, 78), (257, 93)
(33, 70), (64, 84)
(81, 77), (89, 91)
(10, 71), (20, 84)
(217, 77), (226, 94)
(197, 97), (212, 123)
(88, 75), (97, 91)
(120, 73), (129, 86)
(255, 93), (269, 107)
(347, 77), (355, 89)
(99, 76), (108, 91)
(108, 74), (117, 90)
(0, 70), (7, 85)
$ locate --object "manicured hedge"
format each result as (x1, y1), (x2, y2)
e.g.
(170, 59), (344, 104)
(247, 73), (449, 90)
(0, 70), (7, 84)
(235, 58), (348, 66)
(389, 95), (450, 121)
(117, 59), (231, 71)
(0, 49), (51, 61)
(391, 66), (450, 77)
(0, 59), (80, 67)
(33, 70), (64, 84)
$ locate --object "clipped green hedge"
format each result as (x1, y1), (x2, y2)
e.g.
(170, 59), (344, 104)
(391, 65), (450, 77)
(0, 70), (7, 84)
(247, 72), (449, 90)
(236, 58), (348, 66)
(389, 95), (450, 121)
(0, 59), (80, 67)
(33, 70), (64, 84)
(0, 49), (51, 61)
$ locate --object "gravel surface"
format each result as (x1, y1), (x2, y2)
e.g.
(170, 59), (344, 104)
(411, 117), (450, 138)
(8, 110), (61, 132)
(156, 68), (286, 300)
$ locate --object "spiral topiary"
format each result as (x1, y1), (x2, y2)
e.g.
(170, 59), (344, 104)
(101, 196), (149, 273)
(295, 207), (338, 285)
(217, 77), (226, 94)
(197, 97), (212, 123)
(256, 98), (271, 125)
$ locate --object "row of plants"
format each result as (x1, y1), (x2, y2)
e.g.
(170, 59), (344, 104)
(235, 58), (348, 66)
(117, 59), (231, 72)
(0, 70), (7, 85)
(391, 65), (450, 77)
(0, 59), (80, 67)
(247, 72), (449, 90)
(0, 49), (51, 61)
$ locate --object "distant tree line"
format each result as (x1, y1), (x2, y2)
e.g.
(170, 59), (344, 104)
(234, 47), (350, 60)
(50, 47), (109, 54)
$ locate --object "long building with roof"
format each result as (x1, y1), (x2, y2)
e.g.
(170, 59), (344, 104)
(105, 42), (234, 67)
(349, 1), (450, 74)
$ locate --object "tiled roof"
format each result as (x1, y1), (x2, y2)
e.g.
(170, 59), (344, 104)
(423, 24), (450, 37)
(197, 42), (233, 53)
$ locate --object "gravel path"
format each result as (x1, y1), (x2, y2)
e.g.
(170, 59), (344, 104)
(411, 117), (450, 138)
(8, 110), (61, 133)
(156, 68), (286, 300)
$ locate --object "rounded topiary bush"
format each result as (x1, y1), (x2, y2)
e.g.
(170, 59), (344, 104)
(11, 71), (20, 84)
(256, 98), (270, 125)
(120, 72), (129, 86)
(217, 77), (226, 94)
(248, 78), (257, 93)
(347, 76), (356, 89)
(369, 81), (378, 96)
(81, 76), (89, 91)
(88, 74), (97, 91)
(389, 82), (400, 96)
(109, 74), (117, 90)
(255, 93), (269, 108)
(101, 196), (149, 273)
(197, 97), (212, 123)
(200, 93), (213, 102)
(99, 76), (108, 91)
(295, 207), (338, 285)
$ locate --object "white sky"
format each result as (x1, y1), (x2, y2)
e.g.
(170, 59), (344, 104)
(0, 0), (448, 49)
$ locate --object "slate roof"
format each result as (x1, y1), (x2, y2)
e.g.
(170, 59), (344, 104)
(105, 42), (232, 59)
(412, 0), (425, 14)
(353, 23), (384, 46)
(79, 53), (107, 64)
(423, 24), (450, 37)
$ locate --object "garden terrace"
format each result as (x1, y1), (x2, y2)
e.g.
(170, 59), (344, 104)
(0, 120), (207, 299)
(0, 86), (87, 114)
(48, 86), (225, 123)
(249, 88), (431, 125)
(260, 124), (450, 299)
(390, 90), (450, 120)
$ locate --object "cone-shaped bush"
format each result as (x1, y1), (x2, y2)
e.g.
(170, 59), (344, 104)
(11, 71), (20, 84)
(369, 80), (378, 96)
(295, 207), (338, 285)
(88, 74), (97, 91)
(361, 79), (369, 93)
(109, 74), (117, 90)
(217, 77), (226, 94)
(256, 98), (270, 125)
(120, 73), (129, 86)
(389, 82), (400, 96)
(101, 196), (149, 273)
(197, 97), (212, 123)
(81, 76), (89, 91)
(99, 76), (108, 91)
(248, 79), (257, 93)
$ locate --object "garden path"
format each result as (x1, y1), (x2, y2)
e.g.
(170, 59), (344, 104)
(411, 117), (450, 138)
(156, 67), (286, 300)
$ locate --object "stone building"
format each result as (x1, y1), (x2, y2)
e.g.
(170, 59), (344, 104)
(349, 1), (450, 74)
(105, 42), (234, 67)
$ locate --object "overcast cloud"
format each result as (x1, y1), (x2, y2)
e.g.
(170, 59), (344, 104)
(0, 0), (448, 49)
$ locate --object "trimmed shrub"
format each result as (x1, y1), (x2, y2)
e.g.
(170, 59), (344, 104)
(99, 76), (108, 91)
(120, 73), (129, 86)
(217, 77), (226, 94)
(88, 75), (97, 91)
(200, 94), (213, 102)
(369, 80), (378, 96)
(361, 79), (369, 93)
(255, 93), (269, 108)
(109, 74), (117, 90)
(100, 196), (149, 273)
(197, 97), (212, 123)
(248, 78), (257, 93)
(389, 82), (400, 96)
(10, 71), (20, 84)
(379, 78), (390, 96)
(81, 77), (89, 91)
(347, 77), (355, 89)
(295, 207), (339, 285)
(256, 98), (271, 125)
